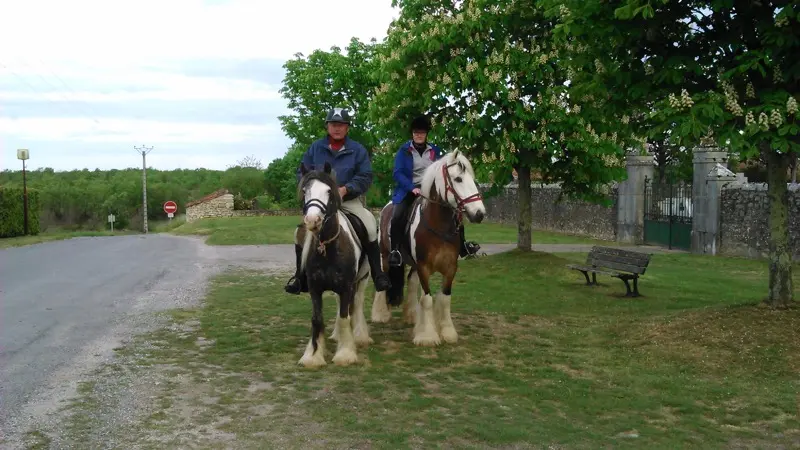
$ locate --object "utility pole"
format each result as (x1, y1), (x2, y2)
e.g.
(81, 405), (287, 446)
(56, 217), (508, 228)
(134, 145), (153, 233)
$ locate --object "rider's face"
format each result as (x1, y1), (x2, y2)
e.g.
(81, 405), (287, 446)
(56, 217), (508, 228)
(412, 129), (427, 144)
(327, 122), (349, 140)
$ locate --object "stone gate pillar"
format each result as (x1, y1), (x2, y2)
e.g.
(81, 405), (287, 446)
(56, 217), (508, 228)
(617, 151), (655, 244)
(694, 164), (738, 255)
(691, 145), (729, 253)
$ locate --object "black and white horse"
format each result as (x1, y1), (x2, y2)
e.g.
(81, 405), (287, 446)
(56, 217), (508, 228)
(295, 162), (372, 368)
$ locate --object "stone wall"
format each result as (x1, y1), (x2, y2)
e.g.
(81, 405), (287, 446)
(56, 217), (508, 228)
(720, 183), (800, 259)
(482, 183), (618, 241)
(186, 194), (235, 222)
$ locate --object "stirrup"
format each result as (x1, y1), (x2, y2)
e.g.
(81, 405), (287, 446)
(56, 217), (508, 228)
(284, 275), (303, 294)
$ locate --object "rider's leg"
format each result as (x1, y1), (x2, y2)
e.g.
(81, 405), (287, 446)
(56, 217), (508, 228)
(341, 198), (392, 292)
(389, 193), (414, 267)
(458, 224), (481, 258)
(285, 224), (309, 294)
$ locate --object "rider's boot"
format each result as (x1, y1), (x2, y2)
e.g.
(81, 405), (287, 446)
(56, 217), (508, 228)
(459, 225), (481, 258)
(365, 240), (392, 291)
(284, 243), (309, 294)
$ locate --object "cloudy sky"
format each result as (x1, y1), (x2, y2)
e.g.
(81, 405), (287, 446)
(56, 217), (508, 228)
(0, 0), (397, 172)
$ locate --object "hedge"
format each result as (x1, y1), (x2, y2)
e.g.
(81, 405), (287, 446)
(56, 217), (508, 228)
(0, 186), (41, 237)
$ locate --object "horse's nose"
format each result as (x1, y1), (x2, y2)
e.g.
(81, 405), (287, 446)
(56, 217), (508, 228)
(304, 214), (322, 231)
(473, 210), (484, 223)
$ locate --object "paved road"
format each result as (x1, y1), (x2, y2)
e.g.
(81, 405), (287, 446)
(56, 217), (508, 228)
(0, 234), (294, 444)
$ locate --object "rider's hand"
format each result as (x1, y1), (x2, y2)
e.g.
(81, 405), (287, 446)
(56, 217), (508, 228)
(412, 188), (421, 196)
(338, 186), (348, 199)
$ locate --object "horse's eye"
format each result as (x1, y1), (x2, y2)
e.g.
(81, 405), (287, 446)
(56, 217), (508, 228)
(455, 177), (463, 183)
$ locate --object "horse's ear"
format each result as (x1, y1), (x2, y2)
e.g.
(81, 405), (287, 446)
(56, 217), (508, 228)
(323, 161), (332, 174)
(300, 163), (308, 175)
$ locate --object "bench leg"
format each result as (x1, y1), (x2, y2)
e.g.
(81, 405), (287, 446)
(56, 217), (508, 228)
(580, 270), (598, 286)
(620, 276), (641, 297)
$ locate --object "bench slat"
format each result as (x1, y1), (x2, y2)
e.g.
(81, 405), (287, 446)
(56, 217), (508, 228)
(587, 258), (647, 274)
(590, 247), (652, 263)
(590, 252), (651, 267)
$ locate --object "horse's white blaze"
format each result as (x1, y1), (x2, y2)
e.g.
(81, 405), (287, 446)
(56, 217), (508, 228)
(413, 293), (441, 346)
(405, 271), (420, 325)
(435, 292), (458, 343)
(371, 291), (391, 323)
(299, 333), (326, 368)
(303, 179), (330, 220)
(332, 316), (358, 365)
(408, 203), (422, 263)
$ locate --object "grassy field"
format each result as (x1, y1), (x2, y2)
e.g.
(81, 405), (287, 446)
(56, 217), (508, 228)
(63, 249), (800, 448)
(169, 215), (609, 246)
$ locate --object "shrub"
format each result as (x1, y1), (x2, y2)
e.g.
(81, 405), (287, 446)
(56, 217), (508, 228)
(0, 187), (41, 237)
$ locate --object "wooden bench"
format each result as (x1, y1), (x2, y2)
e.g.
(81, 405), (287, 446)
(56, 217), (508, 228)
(566, 246), (653, 297)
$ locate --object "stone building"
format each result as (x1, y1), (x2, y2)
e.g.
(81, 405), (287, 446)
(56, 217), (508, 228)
(185, 189), (234, 223)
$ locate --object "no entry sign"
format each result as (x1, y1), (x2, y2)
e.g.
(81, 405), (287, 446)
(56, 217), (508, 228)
(163, 201), (178, 215)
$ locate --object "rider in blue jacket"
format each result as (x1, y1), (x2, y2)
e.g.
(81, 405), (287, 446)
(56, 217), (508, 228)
(285, 107), (392, 294)
(388, 115), (481, 267)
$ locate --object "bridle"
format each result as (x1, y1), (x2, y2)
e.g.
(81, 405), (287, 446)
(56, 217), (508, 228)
(301, 182), (340, 255)
(440, 162), (483, 216)
(417, 160), (483, 242)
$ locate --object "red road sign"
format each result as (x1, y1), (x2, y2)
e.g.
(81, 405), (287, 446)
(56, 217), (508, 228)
(163, 201), (178, 214)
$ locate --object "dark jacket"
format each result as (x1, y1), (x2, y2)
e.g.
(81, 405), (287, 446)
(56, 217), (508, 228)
(297, 136), (373, 202)
(391, 140), (442, 204)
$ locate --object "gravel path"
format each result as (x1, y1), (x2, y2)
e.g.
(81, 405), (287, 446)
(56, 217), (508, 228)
(0, 234), (293, 448)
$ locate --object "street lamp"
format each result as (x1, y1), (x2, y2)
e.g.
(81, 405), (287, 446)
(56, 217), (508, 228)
(16, 148), (30, 235)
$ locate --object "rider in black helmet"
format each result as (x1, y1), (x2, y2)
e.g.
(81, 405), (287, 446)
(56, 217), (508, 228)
(388, 114), (481, 267)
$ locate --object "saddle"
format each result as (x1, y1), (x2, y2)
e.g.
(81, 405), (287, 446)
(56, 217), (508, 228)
(341, 211), (367, 252)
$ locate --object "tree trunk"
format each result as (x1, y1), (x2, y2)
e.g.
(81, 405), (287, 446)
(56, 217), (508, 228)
(517, 165), (532, 251)
(764, 146), (794, 309)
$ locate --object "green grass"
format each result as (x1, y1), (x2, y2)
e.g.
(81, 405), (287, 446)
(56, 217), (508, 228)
(103, 250), (800, 448)
(0, 229), (137, 249)
(170, 215), (608, 246)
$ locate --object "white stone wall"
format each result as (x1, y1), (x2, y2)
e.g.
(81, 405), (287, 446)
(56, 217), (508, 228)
(186, 194), (234, 222)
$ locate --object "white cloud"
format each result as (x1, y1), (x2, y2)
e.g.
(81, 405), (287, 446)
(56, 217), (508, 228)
(0, 0), (397, 171)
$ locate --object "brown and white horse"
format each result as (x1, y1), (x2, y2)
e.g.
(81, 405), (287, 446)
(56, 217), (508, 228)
(371, 150), (486, 346)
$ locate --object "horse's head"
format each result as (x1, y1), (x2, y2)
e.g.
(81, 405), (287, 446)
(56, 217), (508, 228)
(422, 150), (486, 223)
(298, 162), (341, 233)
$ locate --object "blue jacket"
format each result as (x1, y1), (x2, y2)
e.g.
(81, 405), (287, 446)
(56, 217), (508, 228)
(391, 140), (442, 204)
(297, 136), (373, 202)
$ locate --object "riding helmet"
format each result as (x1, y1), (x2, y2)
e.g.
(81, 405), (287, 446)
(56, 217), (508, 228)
(325, 107), (351, 124)
(410, 115), (431, 132)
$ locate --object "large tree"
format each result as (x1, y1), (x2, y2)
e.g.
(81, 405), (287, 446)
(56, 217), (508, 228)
(549, 0), (799, 308)
(370, 0), (627, 251)
(276, 37), (395, 206)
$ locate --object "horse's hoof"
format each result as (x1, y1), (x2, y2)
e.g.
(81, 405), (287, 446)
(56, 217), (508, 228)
(298, 353), (326, 368)
(354, 335), (374, 347)
(371, 310), (391, 323)
(332, 348), (359, 365)
(440, 326), (458, 343)
(413, 332), (441, 347)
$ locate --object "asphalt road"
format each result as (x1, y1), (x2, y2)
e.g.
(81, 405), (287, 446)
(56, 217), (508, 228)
(0, 233), (294, 444)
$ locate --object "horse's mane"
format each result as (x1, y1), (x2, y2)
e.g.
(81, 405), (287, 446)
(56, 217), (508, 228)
(420, 150), (476, 200)
(297, 167), (342, 212)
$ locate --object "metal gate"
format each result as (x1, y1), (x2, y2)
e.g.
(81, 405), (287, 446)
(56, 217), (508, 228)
(643, 177), (692, 250)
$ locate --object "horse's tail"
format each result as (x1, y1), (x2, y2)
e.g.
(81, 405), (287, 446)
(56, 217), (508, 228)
(386, 264), (405, 306)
